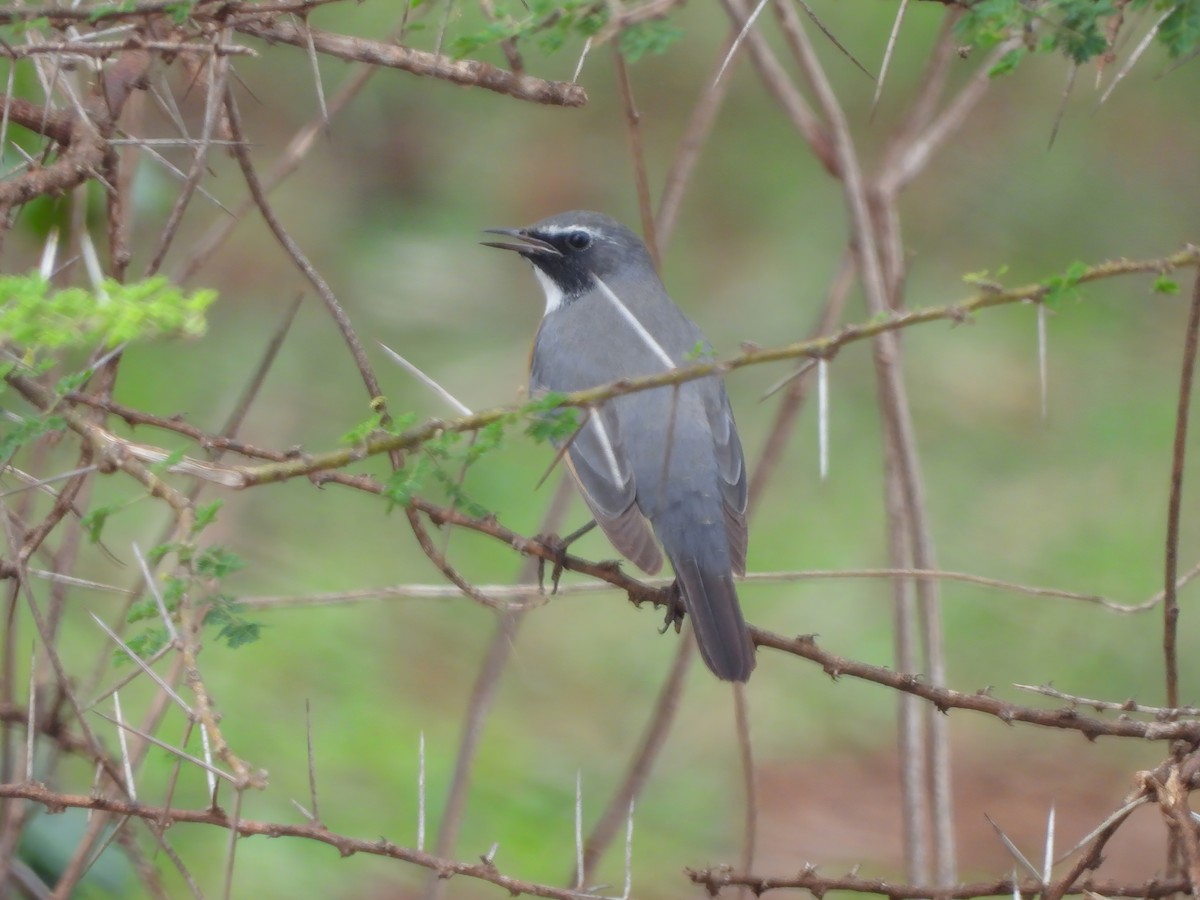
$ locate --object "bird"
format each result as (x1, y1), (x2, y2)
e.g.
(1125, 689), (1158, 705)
(483, 210), (755, 681)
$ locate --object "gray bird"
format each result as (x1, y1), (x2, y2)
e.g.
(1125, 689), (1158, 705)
(484, 210), (755, 681)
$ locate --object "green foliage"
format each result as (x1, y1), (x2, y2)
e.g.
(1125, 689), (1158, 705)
(205, 596), (262, 649)
(192, 500), (223, 534)
(1053, 0), (1114, 63)
(341, 409), (417, 444)
(84, 1), (193, 23)
(118, 537), (255, 663)
(445, 0), (678, 61)
(82, 502), (122, 545)
(958, 0), (1200, 69)
(1159, 0), (1200, 57)
(963, 264), (1010, 289)
(957, 0), (1023, 51)
(0, 413), (65, 461)
(447, 0), (604, 57)
(148, 446), (187, 475)
(195, 545), (245, 580)
(523, 392), (581, 444)
(618, 19), (684, 62)
(0, 273), (216, 354)
(1154, 275), (1181, 295)
(384, 454), (431, 507)
(123, 626), (169, 661)
(1042, 260), (1090, 306)
(382, 417), (514, 515)
(988, 47), (1026, 77)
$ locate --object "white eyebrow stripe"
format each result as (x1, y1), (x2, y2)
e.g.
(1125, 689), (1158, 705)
(589, 413), (626, 486)
(537, 224), (599, 239)
(591, 274), (676, 370)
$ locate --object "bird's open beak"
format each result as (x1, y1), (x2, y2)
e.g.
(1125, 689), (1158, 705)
(480, 228), (562, 257)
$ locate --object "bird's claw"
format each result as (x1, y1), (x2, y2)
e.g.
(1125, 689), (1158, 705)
(534, 532), (569, 595)
(533, 520), (598, 596)
(658, 581), (686, 635)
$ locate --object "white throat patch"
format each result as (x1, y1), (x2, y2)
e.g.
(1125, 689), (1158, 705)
(532, 266), (566, 316)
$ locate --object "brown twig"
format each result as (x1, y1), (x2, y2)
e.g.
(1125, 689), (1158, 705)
(688, 867), (1189, 898)
(577, 632), (694, 884)
(611, 45), (660, 271)
(718, 0), (836, 174)
(233, 18), (587, 107)
(421, 474), (575, 900)
(1161, 267), (1200, 709)
(0, 781), (625, 900)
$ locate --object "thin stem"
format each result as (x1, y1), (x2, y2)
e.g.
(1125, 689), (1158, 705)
(1162, 268), (1200, 709)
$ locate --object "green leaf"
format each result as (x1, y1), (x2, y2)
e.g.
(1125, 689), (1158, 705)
(384, 456), (430, 507)
(205, 597), (262, 649)
(115, 626), (169, 665)
(195, 546), (245, 579)
(0, 272), (216, 353)
(193, 500), (223, 533)
(956, 0), (1025, 50)
(341, 410), (385, 444)
(148, 445), (186, 475)
(82, 503), (117, 544)
(1160, 0), (1200, 57)
(1154, 275), (1181, 295)
(1042, 260), (1090, 305)
(449, 20), (524, 58)
(1052, 0), (1114, 63)
(466, 419), (509, 463)
(524, 393), (581, 444)
(988, 46), (1026, 77)
(0, 413), (65, 460)
(618, 20), (684, 62)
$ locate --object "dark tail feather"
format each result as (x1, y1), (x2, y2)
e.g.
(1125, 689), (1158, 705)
(674, 557), (756, 681)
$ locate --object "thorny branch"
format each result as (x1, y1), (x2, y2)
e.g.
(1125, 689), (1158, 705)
(0, 782), (624, 900)
(2, 0), (1199, 896)
(16, 247), (1193, 491)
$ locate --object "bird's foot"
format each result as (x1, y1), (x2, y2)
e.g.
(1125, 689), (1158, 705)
(534, 533), (569, 595)
(658, 581), (687, 635)
(533, 519), (597, 595)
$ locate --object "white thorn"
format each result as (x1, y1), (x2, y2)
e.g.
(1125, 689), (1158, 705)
(39, 227), (59, 280)
(1037, 302), (1048, 420)
(622, 800), (635, 899)
(25, 644), (36, 782)
(417, 731), (426, 852)
(818, 358), (829, 480)
(1043, 804), (1055, 883)
(79, 230), (108, 303)
(378, 342), (473, 416)
(200, 722), (217, 803)
(572, 37), (592, 83)
(574, 770), (584, 889)
(716, 0), (770, 87)
(133, 542), (179, 643)
(113, 691), (136, 802)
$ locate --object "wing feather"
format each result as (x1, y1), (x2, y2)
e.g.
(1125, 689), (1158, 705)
(561, 404), (663, 575)
(707, 385), (749, 576)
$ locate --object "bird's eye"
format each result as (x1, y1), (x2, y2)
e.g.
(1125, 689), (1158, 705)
(565, 230), (593, 251)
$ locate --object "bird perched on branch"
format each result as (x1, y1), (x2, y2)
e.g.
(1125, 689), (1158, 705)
(484, 210), (755, 681)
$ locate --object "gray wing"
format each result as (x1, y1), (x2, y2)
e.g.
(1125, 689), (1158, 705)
(561, 403), (663, 575)
(707, 384), (748, 576)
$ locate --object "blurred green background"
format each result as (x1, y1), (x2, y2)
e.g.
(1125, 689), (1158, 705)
(6, 0), (1200, 896)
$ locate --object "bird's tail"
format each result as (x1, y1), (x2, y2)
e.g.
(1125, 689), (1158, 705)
(672, 555), (756, 682)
